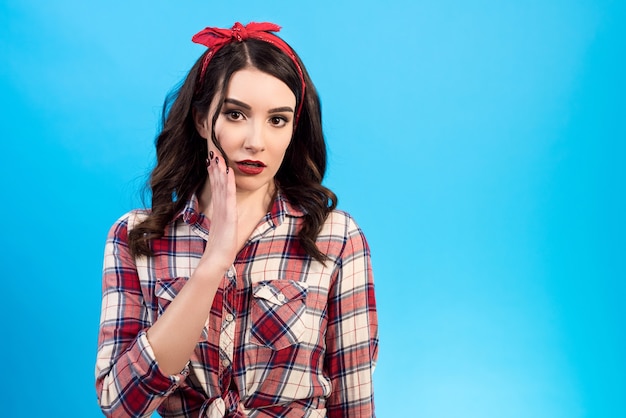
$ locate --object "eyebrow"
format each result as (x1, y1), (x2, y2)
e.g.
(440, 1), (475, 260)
(224, 98), (294, 114)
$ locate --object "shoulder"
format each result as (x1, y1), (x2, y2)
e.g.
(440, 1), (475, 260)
(106, 209), (150, 240)
(317, 209), (370, 260)
(321, 209), (364, 237)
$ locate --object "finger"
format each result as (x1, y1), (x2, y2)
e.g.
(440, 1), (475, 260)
(207, 154), (232, 202)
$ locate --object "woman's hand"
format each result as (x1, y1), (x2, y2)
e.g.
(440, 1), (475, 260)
(198, 150), (238, 274)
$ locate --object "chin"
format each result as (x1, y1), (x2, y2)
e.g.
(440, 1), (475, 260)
(234, 177), (274, 194)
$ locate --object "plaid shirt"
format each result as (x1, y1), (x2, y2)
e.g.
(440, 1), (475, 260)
(96, 192), (378, 417)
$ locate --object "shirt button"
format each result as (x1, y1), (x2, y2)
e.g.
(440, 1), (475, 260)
(277, 293), (285, 302)
(227, 270), (234, 278)
(225, 314), (234, 322)
(222, 359), (230, 367)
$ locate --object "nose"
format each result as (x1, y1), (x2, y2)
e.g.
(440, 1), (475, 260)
(243, 120), (266, 152)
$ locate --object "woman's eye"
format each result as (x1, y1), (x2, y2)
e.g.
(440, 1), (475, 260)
(269, 116), (288, 127)
(224, 110), (243, 121)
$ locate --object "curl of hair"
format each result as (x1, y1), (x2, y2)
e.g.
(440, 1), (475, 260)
(128, 39), (337, 263)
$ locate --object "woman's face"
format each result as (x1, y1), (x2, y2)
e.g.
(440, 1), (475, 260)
(196, 68), (296, 195)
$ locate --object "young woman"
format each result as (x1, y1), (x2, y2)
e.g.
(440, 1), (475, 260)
(95, 22), (378, 418)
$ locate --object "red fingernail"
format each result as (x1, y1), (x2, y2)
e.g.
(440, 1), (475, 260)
(209, 151), (214, 159)
(205, 158), (210, 167)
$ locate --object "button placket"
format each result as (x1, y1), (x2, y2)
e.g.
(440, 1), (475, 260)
(219, 266), (237, 378)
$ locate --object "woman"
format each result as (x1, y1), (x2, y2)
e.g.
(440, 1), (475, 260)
(96, 22), (378, 418)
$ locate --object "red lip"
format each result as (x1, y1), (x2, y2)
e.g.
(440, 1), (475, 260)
(236, 160), (266, 175)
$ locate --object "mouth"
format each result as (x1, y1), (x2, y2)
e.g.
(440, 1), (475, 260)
(236, 160), (266, 175)
(237, 160), (266, 167)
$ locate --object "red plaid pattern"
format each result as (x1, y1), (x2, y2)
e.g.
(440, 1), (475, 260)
(96, 193), (378, 417)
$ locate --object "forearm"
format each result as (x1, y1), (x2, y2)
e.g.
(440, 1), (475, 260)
(146, 261), (226, 375)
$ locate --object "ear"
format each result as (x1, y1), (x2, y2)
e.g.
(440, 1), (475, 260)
(193, 109), (210, 139)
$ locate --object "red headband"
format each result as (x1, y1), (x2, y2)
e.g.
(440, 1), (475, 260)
(192, 22), (306, 124)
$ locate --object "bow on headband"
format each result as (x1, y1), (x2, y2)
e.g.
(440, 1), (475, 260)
(192, 22), (306, 124)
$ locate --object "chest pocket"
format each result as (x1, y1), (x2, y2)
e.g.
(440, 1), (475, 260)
(250, 280), (309, 350)
(155, 276), (189, 316)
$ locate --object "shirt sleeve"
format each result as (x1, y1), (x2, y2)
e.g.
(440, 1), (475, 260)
(95, 213), (188, 417)
(324, 215), (379, 417)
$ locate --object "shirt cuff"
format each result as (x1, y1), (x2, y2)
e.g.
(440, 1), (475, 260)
(128, 330), (189, 395)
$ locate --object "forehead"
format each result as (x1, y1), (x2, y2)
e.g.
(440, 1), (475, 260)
(224, 68), (296, 106)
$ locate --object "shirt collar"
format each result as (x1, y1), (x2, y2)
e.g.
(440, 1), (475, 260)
(178, 193), (203, 225)
(176, 190), (305, 227)
(268, 190), (306, 227)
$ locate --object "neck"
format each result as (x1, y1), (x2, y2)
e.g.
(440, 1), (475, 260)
(198, 180), (275, 219)
(235, 184), (275, 217)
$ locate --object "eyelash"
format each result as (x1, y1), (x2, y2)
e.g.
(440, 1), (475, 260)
(223, 110), (244, 121)
(222, 110), (290, 127)
(269, 116), (289, 127)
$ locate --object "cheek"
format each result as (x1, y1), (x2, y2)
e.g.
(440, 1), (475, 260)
(273, 137), (292, 163)
(212, 121), (240, 151)
(274, 129), (293, 149)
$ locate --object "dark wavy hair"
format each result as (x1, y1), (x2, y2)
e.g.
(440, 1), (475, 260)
(128, 38), (337, 263)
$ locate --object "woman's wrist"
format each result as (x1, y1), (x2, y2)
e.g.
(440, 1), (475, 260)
(194, 254), (232, 281)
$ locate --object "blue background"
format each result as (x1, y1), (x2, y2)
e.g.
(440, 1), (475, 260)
(1, 0), (624, 416)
